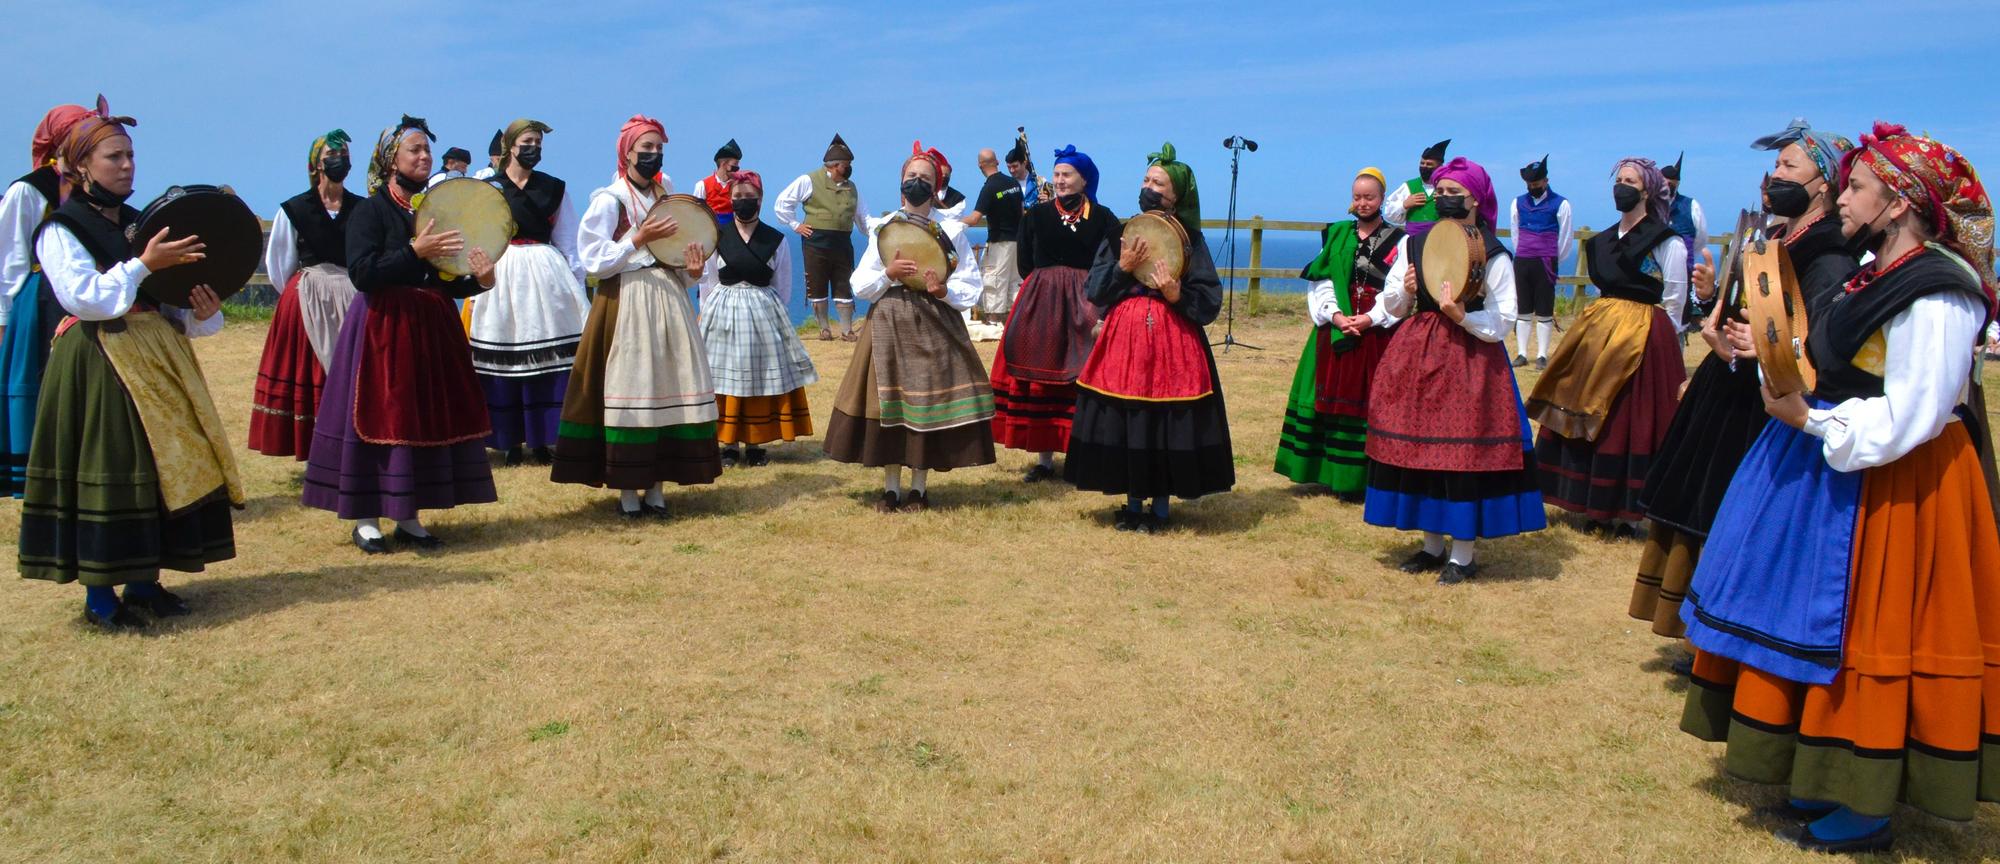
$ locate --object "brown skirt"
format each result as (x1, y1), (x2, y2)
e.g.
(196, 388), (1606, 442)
(824, 315), (995, 471)
(1630, 525), (1698, 637)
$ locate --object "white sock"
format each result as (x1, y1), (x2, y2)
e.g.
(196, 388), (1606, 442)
(1514, 319), (1531, 356)
(1422, 532), (1445, 557)
(837, 303), (855, 331)
(395, 518), (429, 537)
(910, 468), (929, 494)
(643, 483), (665, 508)
(1037, 452), (1055, 469)
(883, 466), (903, 496)
(1536, 318), (1553, 359)
(353, 519), (383, 540)
(1449, 540), (1476, 567)
(619, 490), (641, 511)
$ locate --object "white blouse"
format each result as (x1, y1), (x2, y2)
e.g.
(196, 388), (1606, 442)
(35, 222), (222, 337)
(1367, 234), (1517, 343)
(0, 178), (51, 323)
(577, 180), (669, 278)
(261, 204), (346, 292)
(1802, 289), (1984, 472)
(697, 224), (797, 307)
(851, 210), (981, 311)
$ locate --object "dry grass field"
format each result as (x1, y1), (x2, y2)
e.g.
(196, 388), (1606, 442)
(1, 306), (1995, 863)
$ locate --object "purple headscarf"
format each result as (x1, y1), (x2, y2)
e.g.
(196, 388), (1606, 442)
(1427, 156), (1497, 227)
(1611, 157), (1671, 225)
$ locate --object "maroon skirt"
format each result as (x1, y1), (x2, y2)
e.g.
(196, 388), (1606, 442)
(1366, 311), (1523, 473)
(1535, 307), (1684, 521)
(353, 286), (491, 447)
(248, 273), (324, 459)
(1313, 323), (1392, 419)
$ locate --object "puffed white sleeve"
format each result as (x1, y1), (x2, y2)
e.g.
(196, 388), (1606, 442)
(852, 188), (872, 234)
(1383, 183), (1411, 227)
(164, 303), (224, 338)
(696, 250), (721, 294)
(554, 189), (585, 286)
(942, 224), (980, 311)
(0, 181), (48, 321)
(35, 222), (144, 321)
(1655, 236), (1688, 329)
(1508, 200), (1520, 246)
(1369, 236), (1412, 327)
(1556, 199), (1574, 264)
(1803, 290), (1983, 472)
(1458, 252), (1514, 342)
(771, 239), (795, 307)
(772, 174), (811, 232)
(1306, 279), (1340, 327)
(264, 207), (299, 294)
(577, 191), (641, 279)
(851, 216), (890, 302)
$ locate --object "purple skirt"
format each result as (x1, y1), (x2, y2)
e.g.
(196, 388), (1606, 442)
(302, 293), (498, 520)
(480, 370), (568, 450)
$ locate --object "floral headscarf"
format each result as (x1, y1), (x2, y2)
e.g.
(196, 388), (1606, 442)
(307, 128), (351, 185)
(59, 96), (136, 189)
(31, 102), (92, 169)
(1611, 157), (1671, 226)
(368, 114), (434, 195)
(1840, 120), (1995, 304)
(1750, 118), (1851, 187)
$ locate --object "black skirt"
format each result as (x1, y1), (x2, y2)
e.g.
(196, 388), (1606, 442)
(1064, 347), (1234, 500)
(1636, 353), (1768, 537)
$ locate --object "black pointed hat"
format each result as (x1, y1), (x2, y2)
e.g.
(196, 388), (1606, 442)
(715, 138), (741, 161)
(1520, 154), (1549, 182)
(1662, 151), (1684, 181)
(487, 128), (505, 157)
(823, 134), (853, 162)
(1422, 138), (1451, 162)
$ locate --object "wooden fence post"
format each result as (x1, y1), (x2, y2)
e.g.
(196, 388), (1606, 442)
(1247, 215), (1264, 312)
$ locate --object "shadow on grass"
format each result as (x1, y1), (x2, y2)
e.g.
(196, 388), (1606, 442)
(161, 562), (499, 630)
(826, 463), (1081, 512)
(1362, 517), (1581, 584)
(1640, 642), (1695, 693)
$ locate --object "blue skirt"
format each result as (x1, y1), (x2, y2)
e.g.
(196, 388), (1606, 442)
(1681, 408), (1862, 685)
(0, 272), (56, 498)
(1362, 377), (1547, 541)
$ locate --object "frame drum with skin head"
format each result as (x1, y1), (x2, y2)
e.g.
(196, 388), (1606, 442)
(131, 185), (262, 306)
(1740, 237), (1815, 396)
(643, 194), (719, 268)
(413, 177), (515, 278)
(877, 217), (956, 290)
(1124, 211), (1188, 291)
(1420, 221), (1486, 304)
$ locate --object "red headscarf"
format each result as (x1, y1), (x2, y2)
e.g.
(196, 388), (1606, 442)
(727, 170), (763, 194)
(60, 96), (136, 187)
(903, 141), (942, 186)
(617, 114), (667, 178)
(1841, 120), (1996, 305)
(31, 102), (91, 168)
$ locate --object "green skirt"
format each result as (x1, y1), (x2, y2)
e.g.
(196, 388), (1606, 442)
(1273, 328), (1368, 493)
(18, 324), (235, 586)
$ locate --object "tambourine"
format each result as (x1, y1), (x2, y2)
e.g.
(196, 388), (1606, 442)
(1715, 209), (1758, 320)
(877, 217), (956, 290)
(1419, 221), (1487, 304)
(1739, 236), (1815, 396)
(412, 177), (514, 277)
(1123, 211), (1188, 291)
(130, 185), (261, 306)
(642, 194), (719, 268)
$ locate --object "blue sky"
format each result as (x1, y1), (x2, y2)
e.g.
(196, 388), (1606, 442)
(5, 0), (1997, 239)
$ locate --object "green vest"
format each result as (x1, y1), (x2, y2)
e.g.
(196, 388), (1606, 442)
(1403, 178), (1439, 226)
(805, 169), (858, 232)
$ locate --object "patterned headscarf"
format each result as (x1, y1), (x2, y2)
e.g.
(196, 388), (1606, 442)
(1841, 120), (1996, 303)
(31, 102), (91, 169)
(1146, 141), (1201, 230)
(617, 114), (666, 179)
(727, 170), (763, 195)
(1428, 156), (1498, 228)
(307, 128), (351, 184)
(59, 96), (137, 188)
(367, 115), (435, 195)
(1751, 118), (1851, 187)
(1611, 157), (1671, 226)
(497, 118), (552, 173)
(1052, 145), (1100, 203)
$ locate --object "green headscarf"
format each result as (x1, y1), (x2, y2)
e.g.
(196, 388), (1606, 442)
(308, 128), (351, 184)
(497, 118), (553, 173)
(1147, 141), (1201, 231)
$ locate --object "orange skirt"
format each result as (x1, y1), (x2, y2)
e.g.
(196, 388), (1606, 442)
(716, 390), (812, 446)
(1681, 422), (2000, 819)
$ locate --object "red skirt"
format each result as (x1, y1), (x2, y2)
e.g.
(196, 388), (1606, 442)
(1313, 323), (1391, 419)
(353, 286), (492, 447)
(1365, 311), (1523, 473)
(1535, 308), (1684, 521)
(1075, 294), (1212, 402)
(990, 348), (1077, 453)
(247, 274), (325, 459)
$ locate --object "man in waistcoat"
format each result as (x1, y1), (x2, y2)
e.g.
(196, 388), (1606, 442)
(1384, 138), (1450, 237)
(1509, 155), (1571, 368)
(773, 134), (870, 342)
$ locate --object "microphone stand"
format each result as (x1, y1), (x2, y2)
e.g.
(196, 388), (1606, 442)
(1213, 136), (1261, 352)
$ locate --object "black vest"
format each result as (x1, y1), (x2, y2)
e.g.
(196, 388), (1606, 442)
(1355, 224), (1406, 291)
(1409, 223), (1506, 315)
(716, 221), (785, 286)
(279, 189), (362, 268)
(500, 171), (566, 244)
(41, 196), (139, 270)
(1807, 249), (1986, 402)
(1585, 218), (1676, 305)
(1785, 215), (1859, 321)
(12, 165), (60, 215)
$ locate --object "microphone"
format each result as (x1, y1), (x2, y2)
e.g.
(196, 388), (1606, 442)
(1223, 136), (1259, 152)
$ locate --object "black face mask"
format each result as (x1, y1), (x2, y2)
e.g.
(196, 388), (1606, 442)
(1842, 198), (1894, 258)
(81, 180), (132, 208)
(322, 155), (352, 183)
(731, 197), (760, 220)
(1418, 165), (1436, 183)
(1433, 194), (1469, 220)
(901, 178), (933, 207)
(1613, 183), (1644, 213)
(514, 145), (542, 170)
(1138, 187), (1167, 214)
(393, 171), (426, 194)
(1765, 178), (1814, 219)
(632, 152), (663, 181)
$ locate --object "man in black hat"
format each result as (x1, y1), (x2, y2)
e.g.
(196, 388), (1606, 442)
(427, 147), (473, 188)
(1660, 152), (1707, 331)
(473, 129), (504, 180)
(694, 138), (744, 223)
(961, 145), (1029, 322)
(1508, 154), (1570, 368)
(1385, 138), (1450, 236)
(773, 134), (870, 341)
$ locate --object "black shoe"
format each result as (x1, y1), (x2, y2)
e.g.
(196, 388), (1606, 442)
(720, 447), (741, 469)
(1113, 508), (1137, 531)
(617, 501), (646, 520)
(125, 586), (190, 617)
(1134, 512), (1165, 534)
(743, 447), (770, 467)
(1581, 520), (1607, 537)
(1775, 822), (1892, 855)
(1534, 357), (1548, 371)
(643, 502), (672, 519)
(352, 526), (390, 554)
(1668, 653), (1695, 678)
(532, 446), (554, 466)
(504, 446), (525, 466)
(1023, 464), (1056, 483)
(1511, 354), (1529, 368)
(1437, 562), (1478, 585)
(1397, 550), (1446, 573)
(83, 602), (147, 632)
(1335, 490), (1364, 505)
(1613, 522), (1640, 540)
(874, 491), (901, 513)
(393, 527), (443, 549)
(901, 490), (930, 513)
(1754, 799), (1840, 823)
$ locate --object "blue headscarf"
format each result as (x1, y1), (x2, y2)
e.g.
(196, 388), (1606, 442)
(1052, 145), (1099, 203)
(1750, 118), (1853, 186)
